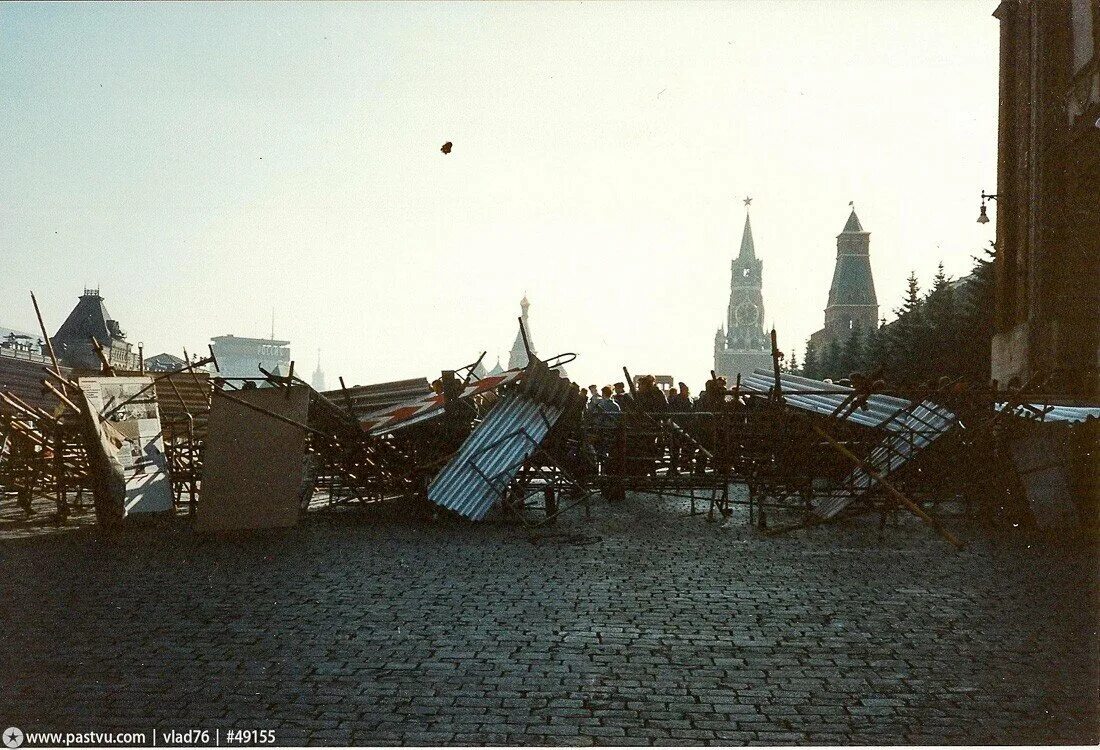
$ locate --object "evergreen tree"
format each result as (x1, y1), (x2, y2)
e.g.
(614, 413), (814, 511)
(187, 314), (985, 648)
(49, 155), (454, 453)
(887, 271), (927, 384)
(802, 340), (819, 380)
(955, 243), (996, 384)
(862, 317), (889, 373)
(841, 324), (864, 378)
(788, 349), (799, 376)
(870, 248), (996, 388)
(822, 340), (842, 380)
(925, 261), (958, 371)
(927, 262), (954, 314)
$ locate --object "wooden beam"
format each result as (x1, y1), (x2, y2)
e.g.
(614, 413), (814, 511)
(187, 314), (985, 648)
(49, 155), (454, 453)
(30, 291), (65, 393)
(811, 424), (963, 549)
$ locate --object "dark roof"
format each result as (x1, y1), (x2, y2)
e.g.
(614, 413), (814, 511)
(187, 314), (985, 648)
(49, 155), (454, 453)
(52, 290), (121, 347)
(827, 254), (878, 307)
(147, 352), (185, 363)
(825, 210), (877, 308)
(737, 213), (756, 260)
(841, 209), (865, 233)
(145, 352), (187, 372)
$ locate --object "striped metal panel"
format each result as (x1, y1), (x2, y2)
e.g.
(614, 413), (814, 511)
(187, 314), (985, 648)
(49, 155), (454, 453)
(427, 392), (564, 521)
(153, 372), (212, 440)
(742, 370), (915, 431)
(359, 369), (525, 436)
(0, 350), (68, 415)
(321, 377), (432, 417)
(814, 399), (957, 519)
(997, 402), (1100, 424)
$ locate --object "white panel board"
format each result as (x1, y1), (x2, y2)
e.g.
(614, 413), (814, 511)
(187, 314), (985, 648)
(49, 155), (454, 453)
(80, 376), (173, 515)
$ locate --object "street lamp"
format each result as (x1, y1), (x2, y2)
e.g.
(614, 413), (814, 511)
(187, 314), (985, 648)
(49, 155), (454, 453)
(977, 191), (998, 224)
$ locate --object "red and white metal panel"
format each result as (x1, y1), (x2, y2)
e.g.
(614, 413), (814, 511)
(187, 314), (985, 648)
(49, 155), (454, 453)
(359, 369), (525, 436)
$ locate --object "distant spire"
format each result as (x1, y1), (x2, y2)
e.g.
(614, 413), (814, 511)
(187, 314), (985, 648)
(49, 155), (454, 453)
(509, 294), (537, 370)
(737, 211), (756, 261)
(311, 349), (326, 391)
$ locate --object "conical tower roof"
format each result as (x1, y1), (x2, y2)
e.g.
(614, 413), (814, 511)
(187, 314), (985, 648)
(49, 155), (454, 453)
(827, 209), (877, 308)
(737, 213), (756, 261)
(840, 208), (865, 234)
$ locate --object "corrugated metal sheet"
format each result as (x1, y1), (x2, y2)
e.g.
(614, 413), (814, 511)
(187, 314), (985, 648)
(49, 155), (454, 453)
(153, 371), (212, 440)
(0, 349), (68, 415)
(427, 392), (564, 520)
(321, 377), (432, 417)
(742, 370), (914, 431)
(997, 402), (1100, 424)
(814, 399), (957, 520)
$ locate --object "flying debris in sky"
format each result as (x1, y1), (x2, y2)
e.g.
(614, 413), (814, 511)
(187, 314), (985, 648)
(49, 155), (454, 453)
(440, 141), (452, 155)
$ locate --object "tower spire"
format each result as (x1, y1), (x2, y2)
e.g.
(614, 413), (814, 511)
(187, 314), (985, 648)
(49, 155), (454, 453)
(737, 212), (756, 261)
(310, 348), (326, 391)
(715, 195), (772, 383)
(842, 205), (864, 233)
(508, 294), (537, 370)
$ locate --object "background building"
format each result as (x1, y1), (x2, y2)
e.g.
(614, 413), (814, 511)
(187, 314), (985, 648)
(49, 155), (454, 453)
(210, 334), (291, 381)
(714, 207), (773, 383)
(50, 288), (141, 372)
(311, 351), (326, 391)
(990, 0), (1099, 397)
(1, 326), (44, 357)
(809, 208), (880, 358)
(144, 352), (186, 373)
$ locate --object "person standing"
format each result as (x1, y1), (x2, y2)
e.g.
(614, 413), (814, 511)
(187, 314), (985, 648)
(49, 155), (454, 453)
(612, 381), (633, 410)
(587, 385), (622, 428)
(633, 375), (668, 473)
(635, 375), (668, 415)
(666, 382), (692, 473)
(667, 382), (692, 413)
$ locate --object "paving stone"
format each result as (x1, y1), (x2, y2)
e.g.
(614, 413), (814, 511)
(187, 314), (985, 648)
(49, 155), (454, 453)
(0, 493), (1095, 745)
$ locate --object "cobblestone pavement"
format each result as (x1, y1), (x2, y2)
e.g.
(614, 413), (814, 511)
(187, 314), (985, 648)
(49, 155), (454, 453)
(0, 493), (96, 541)
(0, 493), (1095, 746)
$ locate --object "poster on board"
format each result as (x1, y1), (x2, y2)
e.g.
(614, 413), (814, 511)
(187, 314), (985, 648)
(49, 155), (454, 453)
(80, 376), (174, 515)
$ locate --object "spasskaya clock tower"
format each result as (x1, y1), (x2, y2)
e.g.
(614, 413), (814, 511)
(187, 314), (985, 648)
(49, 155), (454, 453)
(714, 197), (773, 383)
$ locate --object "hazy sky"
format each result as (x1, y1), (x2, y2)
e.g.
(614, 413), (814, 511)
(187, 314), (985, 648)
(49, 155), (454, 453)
(1, 1), (999, 388)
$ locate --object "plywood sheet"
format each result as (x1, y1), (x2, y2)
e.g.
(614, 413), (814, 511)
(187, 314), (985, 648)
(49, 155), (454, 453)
(1011, 426), (1077, 528)
(197, 385), (309, 532)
